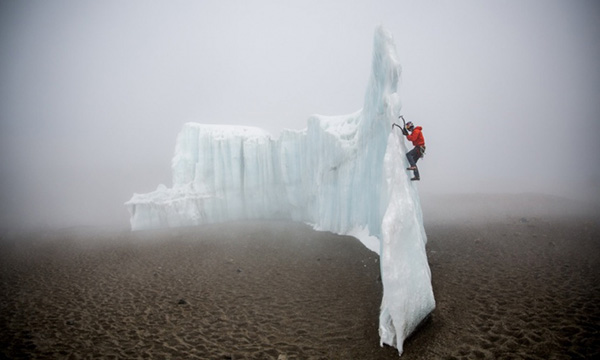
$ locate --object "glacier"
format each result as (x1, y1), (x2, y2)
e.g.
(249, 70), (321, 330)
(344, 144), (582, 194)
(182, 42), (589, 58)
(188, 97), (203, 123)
(125, 26), (435, 355)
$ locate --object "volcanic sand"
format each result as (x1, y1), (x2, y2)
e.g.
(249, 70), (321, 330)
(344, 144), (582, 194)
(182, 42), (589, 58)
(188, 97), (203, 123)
(1, 194), (598, 359)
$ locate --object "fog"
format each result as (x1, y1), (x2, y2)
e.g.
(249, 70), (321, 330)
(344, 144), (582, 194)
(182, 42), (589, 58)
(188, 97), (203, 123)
(1, 0), (599, 229)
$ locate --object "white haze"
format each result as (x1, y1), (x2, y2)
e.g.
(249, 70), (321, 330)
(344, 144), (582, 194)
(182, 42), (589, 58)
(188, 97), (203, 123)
(0, 0), (599, 228)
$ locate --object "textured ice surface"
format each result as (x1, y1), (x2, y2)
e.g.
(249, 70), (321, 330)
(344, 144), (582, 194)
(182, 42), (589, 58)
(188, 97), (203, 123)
(126, 26), (434, 355)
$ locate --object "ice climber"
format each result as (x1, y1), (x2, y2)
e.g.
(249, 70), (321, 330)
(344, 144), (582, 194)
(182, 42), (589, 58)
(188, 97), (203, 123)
(403, 121), (426, 181)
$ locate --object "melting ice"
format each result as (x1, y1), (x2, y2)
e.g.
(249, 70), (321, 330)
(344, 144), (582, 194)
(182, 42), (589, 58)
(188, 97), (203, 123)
(126, 26), (435, 355)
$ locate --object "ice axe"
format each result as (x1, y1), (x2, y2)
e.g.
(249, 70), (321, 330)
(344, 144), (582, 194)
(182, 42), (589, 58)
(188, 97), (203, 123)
(392, 115), (408, 135)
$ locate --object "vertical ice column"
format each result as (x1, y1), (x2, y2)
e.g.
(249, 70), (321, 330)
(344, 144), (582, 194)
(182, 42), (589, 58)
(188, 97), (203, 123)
(356, 26), (434, 355)
(278, 129), (309, 221)
(358, 25), (403, 239)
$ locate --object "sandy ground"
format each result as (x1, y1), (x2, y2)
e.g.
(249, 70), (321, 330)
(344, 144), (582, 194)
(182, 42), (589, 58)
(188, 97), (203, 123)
(0, 194), (599, 359)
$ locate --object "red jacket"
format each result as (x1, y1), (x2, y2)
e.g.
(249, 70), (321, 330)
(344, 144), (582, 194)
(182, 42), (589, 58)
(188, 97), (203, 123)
(406, 126), (425, 147)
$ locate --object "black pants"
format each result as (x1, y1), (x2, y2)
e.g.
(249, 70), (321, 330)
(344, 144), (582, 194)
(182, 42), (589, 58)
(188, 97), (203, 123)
(406, 147), (421, 178)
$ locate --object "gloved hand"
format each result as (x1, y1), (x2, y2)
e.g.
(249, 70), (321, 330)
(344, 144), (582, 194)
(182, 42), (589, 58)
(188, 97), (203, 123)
(402, 127), (408, 136)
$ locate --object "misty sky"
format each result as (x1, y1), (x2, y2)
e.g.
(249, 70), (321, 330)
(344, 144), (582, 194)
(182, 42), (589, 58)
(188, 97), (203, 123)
(1, 0), (599, 228)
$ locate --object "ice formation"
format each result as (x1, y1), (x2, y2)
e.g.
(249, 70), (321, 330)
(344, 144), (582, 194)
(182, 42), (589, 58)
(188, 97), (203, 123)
(126, 26), (435, 355)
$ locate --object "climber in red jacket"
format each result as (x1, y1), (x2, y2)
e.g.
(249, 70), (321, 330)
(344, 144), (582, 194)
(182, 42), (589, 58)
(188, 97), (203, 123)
(404, 121), (425, 181)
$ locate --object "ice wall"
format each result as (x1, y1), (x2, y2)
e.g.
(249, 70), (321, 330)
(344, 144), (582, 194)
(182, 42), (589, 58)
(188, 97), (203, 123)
(125, 26), (434, 356)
